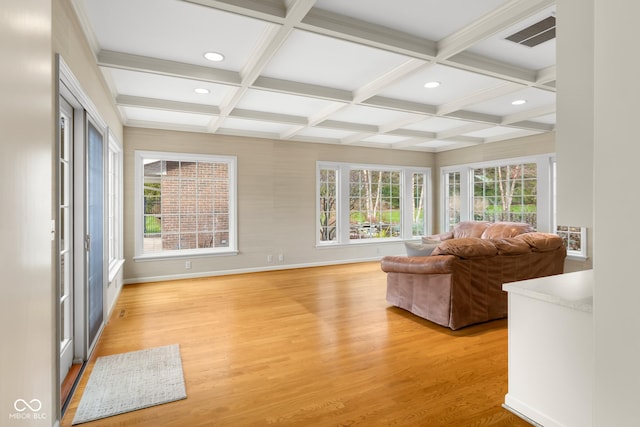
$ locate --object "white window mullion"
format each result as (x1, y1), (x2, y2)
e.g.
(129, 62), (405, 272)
(339, 166), (351, 244)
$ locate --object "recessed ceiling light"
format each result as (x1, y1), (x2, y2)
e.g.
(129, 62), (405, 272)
(512, 99), (527, 105)
(194, 88), (210, 94)
(204, 51), (224, 62)
(424, 81), (441, 89)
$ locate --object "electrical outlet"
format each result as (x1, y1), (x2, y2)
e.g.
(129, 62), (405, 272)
(185, 261), (192, 270)
(267, 255), (273, 263)
(278, 254), (284, 263)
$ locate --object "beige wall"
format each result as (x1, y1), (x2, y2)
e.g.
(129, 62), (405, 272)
(123, 127), (435, 282)
(1, 0), (54, 425)
(556, 0), (594, 273)
(591, 0), (640, 424)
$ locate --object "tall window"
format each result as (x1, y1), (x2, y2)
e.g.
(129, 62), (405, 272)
(318, 162), (430, 244)
(473, 163), (537, 226)
(349, 169), (400, 239)
(442, 155), (553, 232)
(446, 171), (461, 230)
(135, 151), (237, 258)
(319, 167), (338, 242)
(412, 172), (427, 236)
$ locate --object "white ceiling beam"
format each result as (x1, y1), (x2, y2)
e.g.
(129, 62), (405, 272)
(502, 104), (556, 125)
(341, 132), (376, 145)
(97, 50), (241, 85)
(391, 137), (435, 149)
(436, 0), (556, 60)
(230, 108), (308, 126)
(253, 76), (353, 102)
(362, 96), (437, 115)
(299, 8), (437, 60)
(484, 129), (541, 144)
(353, 59), (429, 104)
(378, 115), (427, 134)
(445, 110), (501, 125)
(536, 65), (556, 84)
(445, 52), (537, 84)
(218, 0), (317, 118)
(437, 123), (494, 140)
(437, 82), (525, 116)
(116, 95), (220, 115)
(178, 0), (286, 22)
(318, 120), (378, 134)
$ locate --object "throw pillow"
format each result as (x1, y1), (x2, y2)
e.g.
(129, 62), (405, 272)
(404, 241), (439, 257)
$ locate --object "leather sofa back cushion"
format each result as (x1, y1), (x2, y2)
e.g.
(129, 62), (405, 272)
(515, 232), (564, 252)
(493, 238), (532, 255)
(480, 221), (535, 239)
(432, 237), (498, 259)
(452, 221), (490, 239)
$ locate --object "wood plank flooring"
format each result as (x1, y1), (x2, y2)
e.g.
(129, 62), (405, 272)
(61, 262), (530, 426)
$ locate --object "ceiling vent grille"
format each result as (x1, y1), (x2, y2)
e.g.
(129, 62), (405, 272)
(505, 16), (556, 47)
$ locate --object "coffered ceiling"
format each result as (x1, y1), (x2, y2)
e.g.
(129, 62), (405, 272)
(72, 0), (556, 152)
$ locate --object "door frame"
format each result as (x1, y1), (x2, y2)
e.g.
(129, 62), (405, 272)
(56, 55), (109, 410)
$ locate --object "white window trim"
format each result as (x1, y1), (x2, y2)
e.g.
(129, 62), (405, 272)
(316, 161), (431, 246)
(440, 154), (554, 233)
(133, 150), (238, 260)
(107, 131), (124, 282)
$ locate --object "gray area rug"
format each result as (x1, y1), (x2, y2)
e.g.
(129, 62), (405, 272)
(72, 344), (187, 425)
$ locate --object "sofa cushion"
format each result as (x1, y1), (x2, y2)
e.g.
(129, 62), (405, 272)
(493, 237), (532, 255)
(404, 241), (439, 257)
(481, 221), (535, 239)
(452, 221), (490, 239)
(432, 237), (498, 259)
(515, 232), (564, 252)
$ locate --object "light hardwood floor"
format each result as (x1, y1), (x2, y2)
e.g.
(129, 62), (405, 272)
(61, 262), (530, 426)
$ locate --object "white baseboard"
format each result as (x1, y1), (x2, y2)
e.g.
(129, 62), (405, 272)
(504, 393), (564, 427)
(123, 256), (383, 285)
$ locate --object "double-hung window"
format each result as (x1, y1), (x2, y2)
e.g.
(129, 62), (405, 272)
(441, 155), (553, 232)
(318, 162), (430, 245)
(134, 151), (237, 259)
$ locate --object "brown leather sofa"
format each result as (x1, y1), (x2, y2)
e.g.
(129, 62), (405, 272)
(381, 221), (566, 330)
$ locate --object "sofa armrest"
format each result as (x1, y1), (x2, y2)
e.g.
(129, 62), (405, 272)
(380, 255), (456, 274)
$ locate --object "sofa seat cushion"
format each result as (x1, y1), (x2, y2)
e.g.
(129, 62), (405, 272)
(493, 237), (532, 255)
(480, 221), (535, 239)
(515, 232), (564, 252)
(432, 237), (498, 259)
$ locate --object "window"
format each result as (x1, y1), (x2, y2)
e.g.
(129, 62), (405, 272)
(473, 163), (537, 226)
(107, 133), (124, 277)
(135, 151), (237, 258)
(442, 155), (553, 232)
(317, 162), (430, 245)
(445, 171), (461, 229)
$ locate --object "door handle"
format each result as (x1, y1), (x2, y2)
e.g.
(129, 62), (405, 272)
(85, 234), (91, 251)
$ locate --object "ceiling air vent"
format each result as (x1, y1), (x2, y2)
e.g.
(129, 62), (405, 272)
(505, 16), (556, 47)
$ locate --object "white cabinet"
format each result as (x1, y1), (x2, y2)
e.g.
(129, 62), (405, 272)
(503, 270), (593, 427)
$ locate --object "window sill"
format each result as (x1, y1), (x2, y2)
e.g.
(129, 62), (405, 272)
(566, 253), (589, 261)
(316, 238), (404, 249)
(133, 250), (239, 262)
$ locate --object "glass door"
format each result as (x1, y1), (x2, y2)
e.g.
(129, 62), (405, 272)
(59, 96), (74, 384)
(86, 118), (104, 351)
